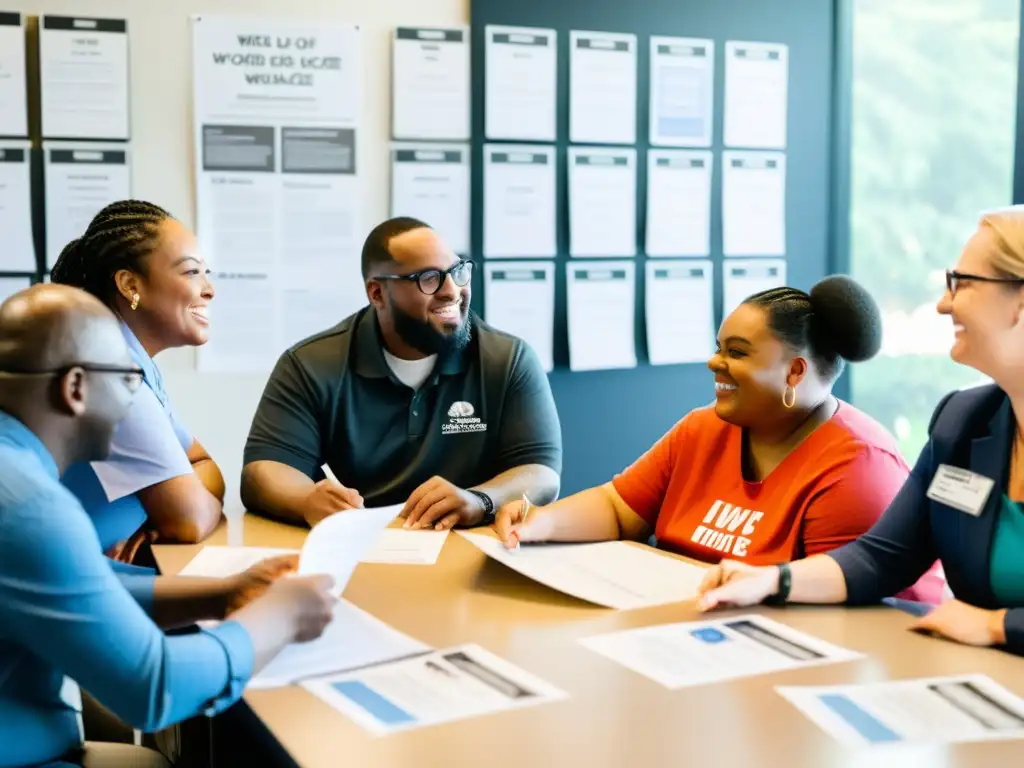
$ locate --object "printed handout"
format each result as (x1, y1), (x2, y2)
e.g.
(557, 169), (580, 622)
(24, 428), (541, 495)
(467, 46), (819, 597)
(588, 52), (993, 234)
(580, 613), (862, 689)
(302, 643), (567, 734)
(777, 674), (1024, 747)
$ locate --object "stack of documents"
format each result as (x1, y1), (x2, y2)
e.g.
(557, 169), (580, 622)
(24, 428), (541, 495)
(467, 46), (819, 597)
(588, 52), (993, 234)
(458, 533), (706, 610)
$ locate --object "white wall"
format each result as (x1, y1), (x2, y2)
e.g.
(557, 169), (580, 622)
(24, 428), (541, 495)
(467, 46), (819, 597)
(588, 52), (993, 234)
(16, 0), (469, 511)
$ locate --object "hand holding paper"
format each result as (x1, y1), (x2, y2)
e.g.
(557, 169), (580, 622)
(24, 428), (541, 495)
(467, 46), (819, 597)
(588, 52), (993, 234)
(223, 553), (300, 615)
(299, 504), (402, 595)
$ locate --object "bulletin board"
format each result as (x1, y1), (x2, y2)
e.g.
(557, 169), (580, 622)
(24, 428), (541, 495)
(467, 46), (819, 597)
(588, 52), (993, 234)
(469, 0), (851, 493)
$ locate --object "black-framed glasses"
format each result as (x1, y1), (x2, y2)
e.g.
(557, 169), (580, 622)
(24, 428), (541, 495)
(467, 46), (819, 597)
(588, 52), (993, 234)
(946, 269), (1024, 296)
(374, 259), (474, 295)
(0, 363), (145, 393)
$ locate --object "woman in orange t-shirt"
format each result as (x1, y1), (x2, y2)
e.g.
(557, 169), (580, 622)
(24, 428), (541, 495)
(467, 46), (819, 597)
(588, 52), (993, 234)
(493, 275), (945, 603)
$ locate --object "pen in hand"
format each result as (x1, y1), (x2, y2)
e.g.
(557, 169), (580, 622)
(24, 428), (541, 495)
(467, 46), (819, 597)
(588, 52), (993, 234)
(321, 463), (341, 485)
(320, 463), (364, 510)
(509, 493), (532, 550)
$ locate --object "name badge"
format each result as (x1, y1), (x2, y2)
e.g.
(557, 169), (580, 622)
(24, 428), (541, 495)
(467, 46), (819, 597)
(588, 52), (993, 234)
(926, 464), (995, 516)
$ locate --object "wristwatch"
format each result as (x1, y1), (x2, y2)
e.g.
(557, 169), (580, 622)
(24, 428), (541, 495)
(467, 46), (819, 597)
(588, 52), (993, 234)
(765, 563), (792, 606)
(467, 489), (495, 525)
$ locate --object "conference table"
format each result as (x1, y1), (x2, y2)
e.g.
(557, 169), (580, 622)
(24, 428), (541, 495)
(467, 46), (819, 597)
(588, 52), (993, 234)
(155, 514), (1024, 767)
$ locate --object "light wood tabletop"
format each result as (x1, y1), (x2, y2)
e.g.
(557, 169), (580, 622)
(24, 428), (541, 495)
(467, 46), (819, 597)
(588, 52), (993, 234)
(155, 515), (1024, 768)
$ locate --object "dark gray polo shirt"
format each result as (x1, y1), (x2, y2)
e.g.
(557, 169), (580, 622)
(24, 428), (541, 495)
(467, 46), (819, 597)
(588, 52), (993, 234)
(243, 307), (562, 507)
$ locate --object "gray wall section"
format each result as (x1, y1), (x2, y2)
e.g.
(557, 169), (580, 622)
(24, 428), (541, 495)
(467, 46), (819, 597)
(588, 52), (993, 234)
(469, 0), (840, 493)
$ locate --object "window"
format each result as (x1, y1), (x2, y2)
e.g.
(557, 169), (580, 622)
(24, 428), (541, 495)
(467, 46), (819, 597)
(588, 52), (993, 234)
(850, 0), (1020, 461)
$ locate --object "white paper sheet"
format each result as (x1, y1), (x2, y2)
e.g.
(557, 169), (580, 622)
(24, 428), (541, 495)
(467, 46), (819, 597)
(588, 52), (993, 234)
(645, 260), (714, 365)
(0, 276), (31, 304)
(649, 37), (714, 147)
(190, 16), (363, 373)
(724, 41), (788, 150)
(178, 545), (299, 578)
(390, 145), (469, 255)
(300, 505), (403, 594)
(483, 261), (555, 372)
(581, 614), (861, 690)
(722, 151), (786, 257)
(777, 674), (1024, 747)
(392, 27), (470, 141)
(43, 143), (131, 269)
(566, 260), (636, 372)
(569, 30), (637, 145)
(252, 599), (430, 689)
(178, 545), (429, 688)
(39, 16), (130, 140)
(722, 259), (786, 318)
(485, 25), (557, 141)
(645, 150), (712, 257)
(180, 528), (446, 577)
(360, 529), (449, 566)
(458, 533), (704, 610)
(0, 14), (27, 137)
(302, 643), (567, 734)
(568, 147), (636, 258)
(0, 142), (35, 271)
(483, 144), (556, 258)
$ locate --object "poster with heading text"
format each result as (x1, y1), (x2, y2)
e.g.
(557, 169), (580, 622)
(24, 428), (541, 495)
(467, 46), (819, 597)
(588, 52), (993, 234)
(191, 15), (363, 372)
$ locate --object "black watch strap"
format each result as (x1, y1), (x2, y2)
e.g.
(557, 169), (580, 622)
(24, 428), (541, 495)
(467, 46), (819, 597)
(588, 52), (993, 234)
(468, 489), (495, 524)
(765, 563), (792, 605)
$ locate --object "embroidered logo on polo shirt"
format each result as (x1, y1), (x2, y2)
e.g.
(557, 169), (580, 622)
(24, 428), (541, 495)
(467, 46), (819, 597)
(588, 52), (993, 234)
(689, 499), (765, 558)
(443, 401), (487, 435)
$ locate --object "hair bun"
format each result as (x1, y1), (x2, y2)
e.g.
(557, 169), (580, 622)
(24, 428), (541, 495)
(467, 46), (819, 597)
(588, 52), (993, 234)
(808, 275), (883, 363)
(49, 238), (87, 287)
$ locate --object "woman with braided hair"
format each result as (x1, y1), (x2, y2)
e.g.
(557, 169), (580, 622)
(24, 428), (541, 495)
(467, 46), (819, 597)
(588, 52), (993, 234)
(51, 200), (223, 561)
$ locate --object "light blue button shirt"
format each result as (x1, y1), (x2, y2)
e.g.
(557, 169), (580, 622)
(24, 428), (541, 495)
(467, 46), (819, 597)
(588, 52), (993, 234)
(0, 408), (254, 768)
(62, 322), (194, 552)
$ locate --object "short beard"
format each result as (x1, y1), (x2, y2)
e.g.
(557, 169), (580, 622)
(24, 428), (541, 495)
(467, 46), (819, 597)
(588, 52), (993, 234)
(391, 302), (471, 357)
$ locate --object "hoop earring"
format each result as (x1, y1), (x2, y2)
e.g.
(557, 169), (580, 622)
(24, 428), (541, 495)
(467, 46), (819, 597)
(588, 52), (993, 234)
(782, 386), (796, 409)
(130, 293), (140, 311)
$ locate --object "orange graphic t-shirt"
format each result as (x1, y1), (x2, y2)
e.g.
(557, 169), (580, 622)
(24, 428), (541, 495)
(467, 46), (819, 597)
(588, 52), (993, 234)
(611, 403), (910, 565)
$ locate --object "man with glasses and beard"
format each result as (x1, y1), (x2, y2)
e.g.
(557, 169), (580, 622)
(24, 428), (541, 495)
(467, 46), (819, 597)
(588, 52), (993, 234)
(241, 217), (562, 530)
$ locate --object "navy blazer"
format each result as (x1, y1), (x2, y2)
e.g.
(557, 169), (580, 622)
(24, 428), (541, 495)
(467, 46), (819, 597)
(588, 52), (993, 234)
(831, 383), (1024, 655)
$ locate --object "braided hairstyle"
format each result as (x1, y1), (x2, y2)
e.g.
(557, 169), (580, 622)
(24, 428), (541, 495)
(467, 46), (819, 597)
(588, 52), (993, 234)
(744, 275), (883, 383)
(50, 200), (172, 307)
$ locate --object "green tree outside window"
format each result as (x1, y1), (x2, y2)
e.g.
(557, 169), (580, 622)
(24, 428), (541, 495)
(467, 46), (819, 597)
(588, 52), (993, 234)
(850, 0), (1020, 460)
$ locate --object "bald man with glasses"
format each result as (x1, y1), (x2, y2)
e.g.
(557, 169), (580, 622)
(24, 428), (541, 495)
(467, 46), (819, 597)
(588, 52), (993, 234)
(0, 285), (336, 768)
(242, 217), (562, 530)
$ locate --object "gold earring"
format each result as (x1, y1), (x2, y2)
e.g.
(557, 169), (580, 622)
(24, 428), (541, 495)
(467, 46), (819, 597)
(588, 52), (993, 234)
(782, 386), (796, 409)
(130, 293), (139, 311)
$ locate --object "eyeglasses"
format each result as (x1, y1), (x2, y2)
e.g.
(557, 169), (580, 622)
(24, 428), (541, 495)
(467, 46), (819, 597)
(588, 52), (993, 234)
(0, 363), (145, 393)
(946, 269), (1024, 296)
(374, 260), (474, 296)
